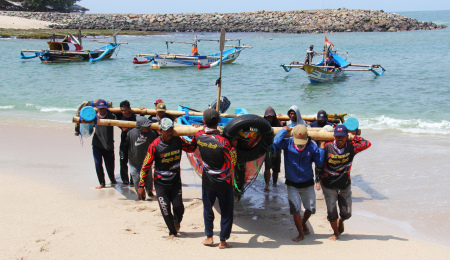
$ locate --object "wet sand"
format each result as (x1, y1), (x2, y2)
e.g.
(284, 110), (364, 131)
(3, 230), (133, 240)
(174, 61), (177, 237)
(1, 123), (449, 259)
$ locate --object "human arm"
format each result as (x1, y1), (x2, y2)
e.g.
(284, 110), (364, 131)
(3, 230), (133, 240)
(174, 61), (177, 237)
(180, 137), (197, 153)
(352, 135), (371, 154)
(311, 142), (325, 168)
(273, 126), (291, 150)
(138, 140), (157, 199)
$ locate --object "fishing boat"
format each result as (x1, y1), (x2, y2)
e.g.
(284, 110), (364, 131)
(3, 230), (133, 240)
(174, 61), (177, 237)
(132, 35), (252, 69)
(20, 32), (123, 63)
(280, 37), (385, 83)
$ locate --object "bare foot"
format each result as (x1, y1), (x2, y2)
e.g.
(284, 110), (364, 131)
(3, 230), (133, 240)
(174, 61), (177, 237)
(292, 234), (305, 242)
(219, 241), (232, 249)
(302, 224), (310, 235)
(315, 183), (321, 190)
(95, 185), (105, 189)
(111, 180), (118, 185)
(203, 237), (214, 246)
(264, 187), (270, 191)
(329, 234), (339, 241)
(338, 218), (344, 234)
(167, 235), (175, 239)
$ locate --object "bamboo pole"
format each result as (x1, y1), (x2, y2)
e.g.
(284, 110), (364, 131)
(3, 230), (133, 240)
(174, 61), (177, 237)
(100, 107), (346, 122)
(340, 68), (373, 72)
(73, 117), (355, 141)
(349, 64), (381, 68)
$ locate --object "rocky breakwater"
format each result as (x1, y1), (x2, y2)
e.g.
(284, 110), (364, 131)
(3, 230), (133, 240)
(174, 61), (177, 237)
(1, 9), (446, 33)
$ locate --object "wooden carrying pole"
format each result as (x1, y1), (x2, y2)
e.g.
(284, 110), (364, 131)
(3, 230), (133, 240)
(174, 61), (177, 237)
(73, 117), (354, 141)
(96, 107), (346, 123)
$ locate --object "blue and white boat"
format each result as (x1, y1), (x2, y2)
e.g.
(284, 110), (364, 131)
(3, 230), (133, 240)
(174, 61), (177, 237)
(133, 35), (252, 68)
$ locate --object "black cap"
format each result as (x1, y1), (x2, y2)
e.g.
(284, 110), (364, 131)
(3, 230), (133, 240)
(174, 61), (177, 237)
(203, 108), (220, 123)
(317, 110), (328, 121)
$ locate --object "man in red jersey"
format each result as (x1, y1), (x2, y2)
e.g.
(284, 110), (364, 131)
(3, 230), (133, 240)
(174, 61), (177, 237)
(190, 108), (237, 249)
(138, 118), (196, 238)
(319, 125), (371, 241)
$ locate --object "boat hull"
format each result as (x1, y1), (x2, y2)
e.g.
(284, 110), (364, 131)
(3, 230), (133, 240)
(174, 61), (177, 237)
(39, 48), (116, 63)
(150, 48), (242, 68)
(303, 64), (342, 83)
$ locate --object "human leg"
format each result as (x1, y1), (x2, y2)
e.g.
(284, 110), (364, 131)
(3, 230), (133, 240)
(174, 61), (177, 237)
(323, 186), (340, 240)
(299, 185), (316, 235)
(263, 168), (271, 190)
(92, 146), (105, 188)
(128, 163), (141, 199)
(202, 186), (216, 245)
(170, 182), (184, 231)
(119, 143), (130, 184)
(103, 149), (116, 184)
(272, 152), (281, 186)
(155, 184), (178, 236)
(337, 186), (352, 234)
(217, 186), (234, 243)
(287, 185), (305, 241)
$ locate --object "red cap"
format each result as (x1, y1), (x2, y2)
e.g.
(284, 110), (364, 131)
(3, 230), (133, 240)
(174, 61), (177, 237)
(154, 99), (163, 105)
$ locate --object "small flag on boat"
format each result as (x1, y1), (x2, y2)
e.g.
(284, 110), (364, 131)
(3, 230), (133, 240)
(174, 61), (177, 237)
(325, 37), (335, 49)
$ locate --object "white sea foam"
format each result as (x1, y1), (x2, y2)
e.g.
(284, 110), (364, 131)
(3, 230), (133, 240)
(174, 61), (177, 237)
(0, 105), (14, 109)
(39, 107), (77, 113)
(359, 115), (450, 135)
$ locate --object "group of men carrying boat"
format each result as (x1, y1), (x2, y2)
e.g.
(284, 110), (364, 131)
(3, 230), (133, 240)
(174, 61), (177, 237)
(89, 99), (371, 246)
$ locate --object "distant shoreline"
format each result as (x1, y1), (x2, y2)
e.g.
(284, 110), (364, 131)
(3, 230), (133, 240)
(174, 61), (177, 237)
(0, 8), (446, 39)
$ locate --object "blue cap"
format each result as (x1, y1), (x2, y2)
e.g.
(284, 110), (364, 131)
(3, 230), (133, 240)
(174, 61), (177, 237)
(334, 125), (348, 137)
(343, 117), (359, 131)
(97, 99), (108, 109)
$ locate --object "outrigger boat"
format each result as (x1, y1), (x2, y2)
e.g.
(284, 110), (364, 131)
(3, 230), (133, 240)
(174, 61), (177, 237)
(20, 32), (124, 63)
(280, 37), (385, 83)
(133, 35), (252, 69)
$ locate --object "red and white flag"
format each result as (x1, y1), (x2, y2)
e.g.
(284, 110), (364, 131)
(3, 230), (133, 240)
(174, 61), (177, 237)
(325, 37), (335, 49)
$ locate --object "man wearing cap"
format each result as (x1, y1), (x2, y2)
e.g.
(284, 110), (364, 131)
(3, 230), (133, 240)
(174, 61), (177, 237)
(190, 108), (237, 249)
(138, 118), (196, 238)
(304, 45), (317, 65)
(273, 124), (324, 242)
(119, 100), (137, 186)
(149, 102), (177, 124)
(92, 99), (117, 189)
(320, 125), (371, 241)
(310, 110), (334, 128)
(126, 116), (157, 199)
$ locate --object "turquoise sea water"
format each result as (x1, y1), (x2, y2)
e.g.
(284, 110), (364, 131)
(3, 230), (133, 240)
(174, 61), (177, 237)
(0, 10), (449, 135)
(0, 10), (449, 247)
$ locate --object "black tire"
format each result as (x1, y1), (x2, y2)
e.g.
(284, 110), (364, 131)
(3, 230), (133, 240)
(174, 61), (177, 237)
(223, 114), (273, 162)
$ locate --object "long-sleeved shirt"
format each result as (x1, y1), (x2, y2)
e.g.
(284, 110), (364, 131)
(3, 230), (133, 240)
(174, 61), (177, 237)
(320, 135), (371, 190)
(139, 137), (196, 187)
(190, 128), (236, 191)
(273, 128), (324, 184)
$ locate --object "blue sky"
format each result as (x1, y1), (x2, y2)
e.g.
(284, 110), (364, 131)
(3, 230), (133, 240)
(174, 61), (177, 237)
(79, 0), (449, 14)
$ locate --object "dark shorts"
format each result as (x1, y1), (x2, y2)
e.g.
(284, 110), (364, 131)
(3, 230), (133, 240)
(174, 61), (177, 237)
(264, 149), (281, 172)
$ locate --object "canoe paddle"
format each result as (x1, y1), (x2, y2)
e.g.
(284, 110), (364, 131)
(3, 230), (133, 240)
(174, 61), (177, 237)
(215, 28), (226, 112)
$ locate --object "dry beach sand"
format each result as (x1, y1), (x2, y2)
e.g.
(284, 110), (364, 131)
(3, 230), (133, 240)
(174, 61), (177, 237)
(1, 123), (450, 259)
(0, 15), (55, 29)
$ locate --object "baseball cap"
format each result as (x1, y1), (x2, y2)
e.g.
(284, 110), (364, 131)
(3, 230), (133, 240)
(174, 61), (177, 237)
(334, 125), (348, 137)
(136, 116), (152, 129)
(97, 99), (108, 109)
(156, 103), (166, 112)
(203, 108), (220, 123)
(292, 125), (308, 145)
(159, 118), (173, 131)
(154, 99), (163, 106)
(317, 110), (328, 121)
